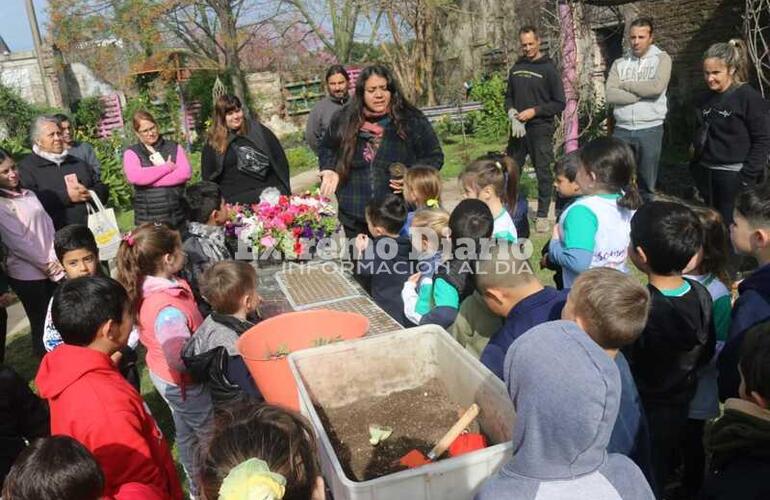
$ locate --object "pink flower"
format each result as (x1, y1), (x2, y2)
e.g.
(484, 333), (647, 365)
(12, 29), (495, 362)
(260, 235), (276, 248)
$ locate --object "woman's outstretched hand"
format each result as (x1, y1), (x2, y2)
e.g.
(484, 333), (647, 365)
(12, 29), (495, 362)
(319, 170), (339, 198)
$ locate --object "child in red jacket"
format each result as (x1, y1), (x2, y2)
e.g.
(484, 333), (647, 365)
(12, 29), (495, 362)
(34, 276), (183, 499)
(3, 435), (166, 500)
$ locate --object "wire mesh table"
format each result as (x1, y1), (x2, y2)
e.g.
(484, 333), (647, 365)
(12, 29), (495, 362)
(255, 261), (404, 336)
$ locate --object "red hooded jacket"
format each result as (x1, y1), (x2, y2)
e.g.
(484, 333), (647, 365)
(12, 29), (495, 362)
(35, 344), (183, 500)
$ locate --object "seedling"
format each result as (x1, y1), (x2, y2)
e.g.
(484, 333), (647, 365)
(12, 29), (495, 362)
(368, 425), (393, 446)
(266, 343), (291, 359)
(312, 335), (344, 347)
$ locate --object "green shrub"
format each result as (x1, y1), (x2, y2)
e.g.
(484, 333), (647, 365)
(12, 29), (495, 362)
(94, 134), (133, 211)
(0, 137), (31, 160)
(285, 146), (317, 175)
(73, 97), (104, 138)
(468, 73), (509, 141)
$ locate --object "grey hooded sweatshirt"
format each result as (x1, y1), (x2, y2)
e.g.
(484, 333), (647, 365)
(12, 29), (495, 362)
(475, 320), (654, 500)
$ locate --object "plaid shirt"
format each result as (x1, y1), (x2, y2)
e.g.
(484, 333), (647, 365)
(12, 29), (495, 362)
(318, 110), (443, 225)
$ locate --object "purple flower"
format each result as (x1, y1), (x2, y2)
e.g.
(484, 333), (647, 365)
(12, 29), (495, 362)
(301, 225), (314, 239)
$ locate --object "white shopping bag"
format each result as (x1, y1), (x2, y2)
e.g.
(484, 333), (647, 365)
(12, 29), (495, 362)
(87, 190), (121, 261)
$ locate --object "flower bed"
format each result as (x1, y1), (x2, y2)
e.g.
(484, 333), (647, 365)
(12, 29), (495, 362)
(226, 188), (339, 261)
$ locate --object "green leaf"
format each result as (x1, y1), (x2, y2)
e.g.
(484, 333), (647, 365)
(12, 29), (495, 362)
(368, 424), (393, 446)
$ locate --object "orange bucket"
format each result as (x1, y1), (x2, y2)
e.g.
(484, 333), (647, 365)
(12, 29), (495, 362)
(237, 310), (369, 410)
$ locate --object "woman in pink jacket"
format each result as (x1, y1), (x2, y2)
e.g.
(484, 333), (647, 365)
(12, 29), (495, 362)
(0, 147), (64, 358)
(123, 111), (192, 229)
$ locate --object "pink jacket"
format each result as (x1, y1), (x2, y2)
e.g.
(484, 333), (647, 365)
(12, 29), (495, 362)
(138, 276), (202, 385)
(0, 188), (64, 281)
(122, 146), (192, 187)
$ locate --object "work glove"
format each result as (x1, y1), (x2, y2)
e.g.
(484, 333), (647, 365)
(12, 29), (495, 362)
(508, 108), (527, 138)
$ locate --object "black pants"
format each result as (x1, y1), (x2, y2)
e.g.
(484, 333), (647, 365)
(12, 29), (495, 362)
(682, 418), (706, 498)
(691, 165), (742, 227)
(507, 122), (555, 218)
(645, 402), (689, 499)
(8, 278), (57, 359)
(0, 307), (7, 364)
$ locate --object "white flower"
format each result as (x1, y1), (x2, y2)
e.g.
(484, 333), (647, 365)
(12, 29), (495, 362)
(260, 187), (282, 205)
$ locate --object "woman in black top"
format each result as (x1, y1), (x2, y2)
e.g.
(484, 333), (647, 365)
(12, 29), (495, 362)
(692, 39), (770, 226)
(201, 95), (290, 205)
(317, 65), (444, 237)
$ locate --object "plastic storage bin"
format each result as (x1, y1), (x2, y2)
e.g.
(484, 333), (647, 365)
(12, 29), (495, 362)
(288, 325), (515, 500)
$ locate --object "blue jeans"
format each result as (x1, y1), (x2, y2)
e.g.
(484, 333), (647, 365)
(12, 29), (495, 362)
(614, 125), (664, 201)
(150, 372), (213, 497)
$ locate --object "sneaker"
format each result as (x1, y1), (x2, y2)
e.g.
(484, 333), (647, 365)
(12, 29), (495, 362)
(535, 218), (551, 233)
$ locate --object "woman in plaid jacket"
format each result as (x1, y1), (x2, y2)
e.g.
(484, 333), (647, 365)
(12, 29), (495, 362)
(318, 65), (444, 238)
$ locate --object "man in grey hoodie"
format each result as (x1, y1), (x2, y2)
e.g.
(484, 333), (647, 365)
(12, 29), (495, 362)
(475, 320), (654, 500)
(305, 65), (350, 153)
(606, 17), (671, 202)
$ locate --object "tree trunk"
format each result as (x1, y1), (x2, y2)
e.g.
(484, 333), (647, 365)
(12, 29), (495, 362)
(210, 0), (249, 108)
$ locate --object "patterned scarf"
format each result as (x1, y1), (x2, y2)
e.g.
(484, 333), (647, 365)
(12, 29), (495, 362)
(359, 109), (390, 163)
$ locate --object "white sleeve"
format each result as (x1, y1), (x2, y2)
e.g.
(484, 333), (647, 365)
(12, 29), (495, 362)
(402, 282), (422, 325)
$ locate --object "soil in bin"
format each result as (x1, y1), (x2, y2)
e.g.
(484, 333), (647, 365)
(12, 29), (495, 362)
(314, 378), (481, 482)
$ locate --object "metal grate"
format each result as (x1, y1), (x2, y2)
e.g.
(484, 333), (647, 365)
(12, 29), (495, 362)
(307, 296), (403, 336)
(276, 265), (359, 309)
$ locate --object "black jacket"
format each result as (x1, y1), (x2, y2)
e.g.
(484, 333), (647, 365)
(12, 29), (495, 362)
(694, 84), (770, 185)
(625, 279), (716, 405)
(201, 119), (290, 204)
(126, 139), (186, 228)
(18, 152), (109, 229)
(356, 235), (416, 327)
(0, 365), (50, 486)
(504, 55), (566, 126)
(318, 108), (443, 227)
(181, 314), (262, 405)
(700, 399), (770, 500)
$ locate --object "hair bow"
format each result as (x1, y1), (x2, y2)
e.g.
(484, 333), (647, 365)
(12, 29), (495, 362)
(122, 232), (135, 247)
(219, 458), (286, 500)
(426, 198), (439, 208)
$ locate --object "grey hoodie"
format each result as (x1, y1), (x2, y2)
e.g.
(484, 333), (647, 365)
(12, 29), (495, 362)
(475, 320), (654, 500)
(606, 45), (671, 130)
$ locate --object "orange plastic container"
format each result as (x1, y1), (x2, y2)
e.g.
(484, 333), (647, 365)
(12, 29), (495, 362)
(237, 310), (369, 410)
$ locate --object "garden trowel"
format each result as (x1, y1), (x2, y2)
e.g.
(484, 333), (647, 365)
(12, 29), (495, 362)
(398, 403), (480, 469)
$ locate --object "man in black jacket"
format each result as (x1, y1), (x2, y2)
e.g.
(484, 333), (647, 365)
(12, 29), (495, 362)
(505, 26), (565, 233)
(18, 116), (108, 229)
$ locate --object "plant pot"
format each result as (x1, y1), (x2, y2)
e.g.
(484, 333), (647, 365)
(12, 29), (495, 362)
(237, 310), (369, 410)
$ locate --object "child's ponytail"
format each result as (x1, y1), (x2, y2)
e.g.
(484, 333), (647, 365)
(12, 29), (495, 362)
(462, 154), (521, 210)
(580, 137), (643, 210)
(619, 180), (643, 211)
(116, 222), (182, 317)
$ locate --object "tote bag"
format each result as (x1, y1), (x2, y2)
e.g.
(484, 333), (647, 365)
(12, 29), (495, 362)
(87, 190), (121, 261)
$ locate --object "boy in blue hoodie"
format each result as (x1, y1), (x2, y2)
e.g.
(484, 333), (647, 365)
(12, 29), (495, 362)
(475, 320), (654, 500)
(718, 182), (770, 401)
(563, 267), (655, 490)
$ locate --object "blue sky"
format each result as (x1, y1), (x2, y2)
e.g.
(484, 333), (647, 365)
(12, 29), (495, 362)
(0, 0), (49, 52)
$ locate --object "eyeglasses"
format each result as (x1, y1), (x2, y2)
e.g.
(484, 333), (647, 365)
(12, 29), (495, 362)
(138, 125), (157, 135)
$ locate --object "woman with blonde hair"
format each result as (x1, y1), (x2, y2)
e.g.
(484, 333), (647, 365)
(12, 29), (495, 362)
(201, 95), (290, 205)
(692, 39), (770, 226)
